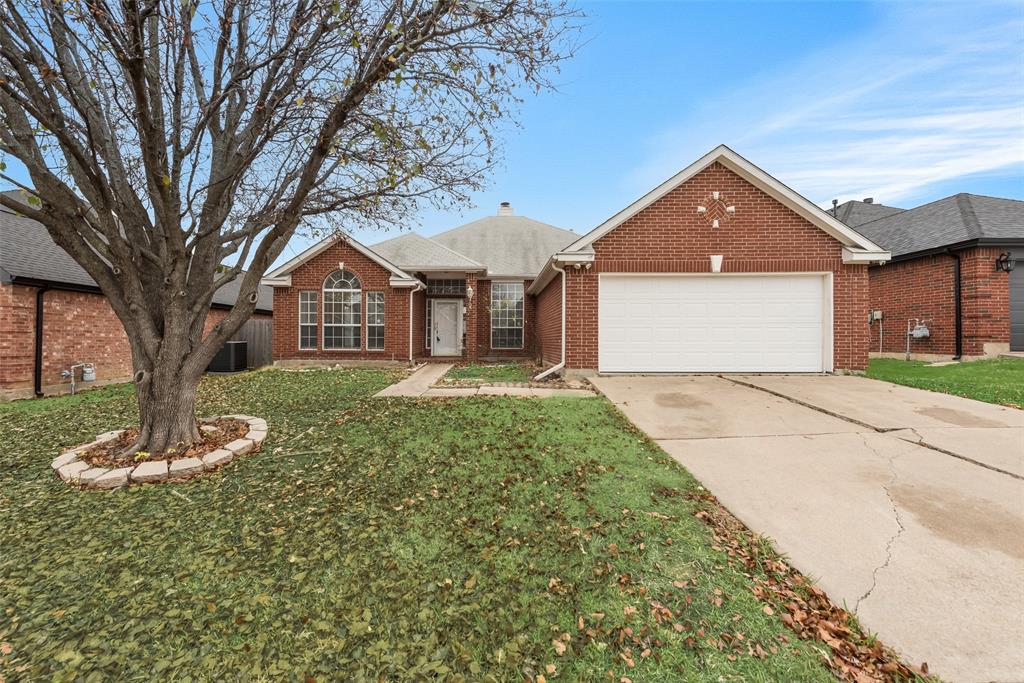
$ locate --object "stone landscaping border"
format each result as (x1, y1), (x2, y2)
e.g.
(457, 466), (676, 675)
(51, 415), (267, 490)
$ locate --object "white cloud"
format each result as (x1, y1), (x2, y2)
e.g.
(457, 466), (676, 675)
(625, 2), (1024, 207)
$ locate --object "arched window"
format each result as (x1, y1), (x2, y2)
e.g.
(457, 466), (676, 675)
(323, 270), (361, 349)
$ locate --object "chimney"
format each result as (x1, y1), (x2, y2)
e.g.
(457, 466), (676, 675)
(862, 197), (874, 204)
(497, 201), (514, 216)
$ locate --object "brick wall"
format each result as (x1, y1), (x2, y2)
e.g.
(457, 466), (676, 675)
(534, 273), (563, 366)
(272, 239), (411, 362)
(866, 247), (1010, 358)
(1, 283), (269, 399)
(867, 255), (957, 355)
(563, 162), (871, 371)
(960, 247), (1010, 355)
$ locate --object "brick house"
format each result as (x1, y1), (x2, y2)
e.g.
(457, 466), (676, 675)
(0, 199), (273, 400)
(835, 194), (1023, 359)
(265, 145), (890, 375)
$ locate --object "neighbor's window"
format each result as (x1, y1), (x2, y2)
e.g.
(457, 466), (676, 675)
(299, 291), (317, 350)
(323, 270), (361, 350)
(367, 292), (385, 350)
(491, 281), (524, 349)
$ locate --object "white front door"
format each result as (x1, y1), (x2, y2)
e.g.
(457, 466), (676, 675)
(598, 274), (829, 373)
(432, 300), (461, 356)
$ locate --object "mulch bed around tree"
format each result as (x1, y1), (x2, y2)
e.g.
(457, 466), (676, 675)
(687, 489), (933, 683)
(79, 418), (248, 468)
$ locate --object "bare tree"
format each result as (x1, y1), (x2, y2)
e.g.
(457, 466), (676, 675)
(0, 0), (577, 453)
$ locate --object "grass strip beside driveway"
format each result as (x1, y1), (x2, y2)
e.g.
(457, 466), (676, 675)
(867, 357), (1024, 409)
(2, 368), (842, 681)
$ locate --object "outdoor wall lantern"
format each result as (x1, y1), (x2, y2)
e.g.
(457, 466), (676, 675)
(465, 285), (474, 300)
(995, 252), (1016, 273)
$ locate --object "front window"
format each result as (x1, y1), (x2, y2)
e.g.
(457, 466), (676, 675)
(323, 270), (361, 350)
(367, 292), (385, 350)
(299, 291), (317, 350)
(490, 281), (524, 349)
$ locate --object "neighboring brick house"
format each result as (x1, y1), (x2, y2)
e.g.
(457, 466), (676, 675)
(836, 194), (1023, 359)
(267, 146), (891, 375)
(0, 201), (273, 400)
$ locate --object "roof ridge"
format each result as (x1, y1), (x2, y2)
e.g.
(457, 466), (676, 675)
(955, 193), (983, 239)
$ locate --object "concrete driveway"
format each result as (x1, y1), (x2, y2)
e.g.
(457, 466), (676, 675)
(591, 374), (1024, 683)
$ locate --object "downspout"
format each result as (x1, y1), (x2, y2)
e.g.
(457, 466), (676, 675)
(408, 282), (424, 364)
(33, 285), (49, 396)
(950, 250), (962, 359)
(534, 262), (567, 380)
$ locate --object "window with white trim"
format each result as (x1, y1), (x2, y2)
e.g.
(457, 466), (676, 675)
(427, 279), (466, 295)
(323, 270), (361, 350)
(367, 292), (385, 350)
(490, 281), (524, 349)
(299, 291), (317, 350)
(425, 302), (432, 350)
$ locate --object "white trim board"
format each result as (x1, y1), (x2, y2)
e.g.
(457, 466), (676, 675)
(262, 233), (415, 286)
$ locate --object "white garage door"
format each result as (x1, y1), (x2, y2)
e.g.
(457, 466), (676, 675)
(599, 274), (829, 373)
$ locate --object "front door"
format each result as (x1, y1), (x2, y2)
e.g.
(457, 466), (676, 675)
(432, 300), (461, 356)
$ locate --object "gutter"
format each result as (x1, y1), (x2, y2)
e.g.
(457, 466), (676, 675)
(534, 262), (567, 381)
(33, 284), (49, 396)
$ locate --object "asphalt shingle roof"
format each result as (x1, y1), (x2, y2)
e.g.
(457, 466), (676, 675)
(429, 213), (578, 277)
(847, 193), (1024, 258)
(833, 200), (905, 227)
(0, 203), (273, 312)
(370, 232), (484, 271)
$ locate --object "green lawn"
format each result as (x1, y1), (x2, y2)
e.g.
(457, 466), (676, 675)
(444, 362), (536, 383)
(867, 357), (1024, 408)
(1, 369), (844, 681)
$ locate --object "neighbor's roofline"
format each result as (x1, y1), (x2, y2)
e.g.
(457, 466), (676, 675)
(262, 233), (414, 284)
(562, 144), (888, 255)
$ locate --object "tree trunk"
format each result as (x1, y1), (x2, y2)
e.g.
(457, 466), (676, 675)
(130, 359), (203, 456)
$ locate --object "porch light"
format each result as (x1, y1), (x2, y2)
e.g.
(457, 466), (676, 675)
(995, 252), (1016, 273)
(466, 285), (474, 300)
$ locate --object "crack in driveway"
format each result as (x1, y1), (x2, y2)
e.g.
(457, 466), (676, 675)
(853, 433), (906, 614)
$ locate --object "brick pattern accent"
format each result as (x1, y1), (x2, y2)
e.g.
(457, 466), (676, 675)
(534, 272), (563, 366)
(563, 162), (871, 371)
(1, 283), (268, 398)
(867, 255), (957, 355)
(272, 240), (411, 362)
(866, 247), (1011, 357)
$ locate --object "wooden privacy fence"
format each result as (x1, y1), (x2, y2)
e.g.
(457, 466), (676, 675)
(230, 318), (273, 368)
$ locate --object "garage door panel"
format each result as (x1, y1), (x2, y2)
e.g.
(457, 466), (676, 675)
(599, 275), (826, 373)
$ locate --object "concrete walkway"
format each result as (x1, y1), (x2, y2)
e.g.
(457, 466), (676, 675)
(591, 374), (1024, 683)
(375, 364), (595, 398)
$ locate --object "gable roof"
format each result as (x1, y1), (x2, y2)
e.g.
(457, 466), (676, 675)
(370, 232), (485, 271)
(562, 145), (889, 257)
(0, 203), (273, 312)
(833, 200), (905, 227)
(848, 193), (1024, 259)
(429, 213), (579, 277)
(262, 233), (419, 287)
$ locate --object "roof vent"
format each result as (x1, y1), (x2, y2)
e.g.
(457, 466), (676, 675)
(862, 197), (874, 204)
(497, 201), (514, 216)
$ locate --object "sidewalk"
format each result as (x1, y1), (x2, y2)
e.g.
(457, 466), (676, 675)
(374, 364), (594, 398)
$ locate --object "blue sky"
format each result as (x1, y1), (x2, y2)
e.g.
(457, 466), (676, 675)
(322, 0), (1023, 259)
